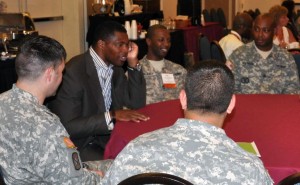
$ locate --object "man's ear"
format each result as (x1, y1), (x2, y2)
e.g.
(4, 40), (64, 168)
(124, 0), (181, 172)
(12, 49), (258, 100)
(227, 94), (236, 114)
(98, 40), (105, 49)
(43, 67), (54, 83)
(146, 38), (151, 46)
(179, 90), (187, 110)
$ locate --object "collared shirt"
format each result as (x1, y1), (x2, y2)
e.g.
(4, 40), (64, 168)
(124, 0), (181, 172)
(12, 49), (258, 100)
(219, 30), (244, 59)
(90, 47), (113, 111)
(102, 118), (273, 185)
(90, 47), (114, 129)
(0, 85), (101, 184)
(229, 41), (299, 94)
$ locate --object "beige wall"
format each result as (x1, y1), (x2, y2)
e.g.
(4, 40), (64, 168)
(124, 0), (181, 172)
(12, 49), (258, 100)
(235, 0), (282, 14)
(161, 0), (177, 19)
(61, 0), (86, 60)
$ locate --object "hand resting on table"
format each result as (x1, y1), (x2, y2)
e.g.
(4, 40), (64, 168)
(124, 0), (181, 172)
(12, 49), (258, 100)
(115, 109), (150, 122)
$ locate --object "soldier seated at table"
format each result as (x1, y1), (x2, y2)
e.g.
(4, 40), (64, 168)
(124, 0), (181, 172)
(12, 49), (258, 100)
(228, 13), (299, 94)
(101, 60), (273, 185)
(140, 24), (187, 105)
(0, 35), (113, 184)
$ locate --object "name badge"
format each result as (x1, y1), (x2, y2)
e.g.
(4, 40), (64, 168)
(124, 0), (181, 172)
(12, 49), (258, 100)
(161, 73), (176, 88)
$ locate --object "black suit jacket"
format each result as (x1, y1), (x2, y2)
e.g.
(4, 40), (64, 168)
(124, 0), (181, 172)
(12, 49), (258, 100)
(48, 52), (146, 161)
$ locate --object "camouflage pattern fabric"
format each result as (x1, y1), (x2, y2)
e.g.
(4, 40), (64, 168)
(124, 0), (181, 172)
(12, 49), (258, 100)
(140, 56), (187, 104)
(102, 118), (273, 185)
(84, 159), (113, 173)
(0, 85), (101, 184)
(229, 42), (299, 94)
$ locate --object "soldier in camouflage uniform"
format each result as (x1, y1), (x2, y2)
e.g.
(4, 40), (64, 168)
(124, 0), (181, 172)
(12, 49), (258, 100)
(0, 36), (105, 184)
(229, 13), (299, 94)
(101, 61), (273, 185)
(140, 24), (187, 104)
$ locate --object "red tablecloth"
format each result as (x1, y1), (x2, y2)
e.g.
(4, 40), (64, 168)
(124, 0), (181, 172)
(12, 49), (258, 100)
(104, 94), (300, 184)
(224, 94), (300, 184)
(180, 22), (224, 62)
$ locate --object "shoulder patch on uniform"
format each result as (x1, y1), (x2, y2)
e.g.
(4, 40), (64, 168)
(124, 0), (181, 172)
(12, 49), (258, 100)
(63, 137), (76, 149)
(72, 152), (81, 170)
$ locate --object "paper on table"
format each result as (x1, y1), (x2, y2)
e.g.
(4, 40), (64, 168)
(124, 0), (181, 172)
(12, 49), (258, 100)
(237, 141), (261, 157)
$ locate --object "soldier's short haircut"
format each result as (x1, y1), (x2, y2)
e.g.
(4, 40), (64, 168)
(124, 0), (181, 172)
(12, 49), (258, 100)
(232, 12), (253, 31)
(15, 35), (66, 81)
(146, 24), (168, 39)
(185, 60), (234, 114)
(92, 21), (127, 46)
(254, 13), (276, 29)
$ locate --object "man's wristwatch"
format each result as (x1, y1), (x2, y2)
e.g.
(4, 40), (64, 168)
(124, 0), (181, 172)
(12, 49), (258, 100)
(127, 63), (142, 71)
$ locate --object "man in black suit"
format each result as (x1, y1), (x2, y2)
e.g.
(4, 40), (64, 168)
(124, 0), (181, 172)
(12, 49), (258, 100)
(48, 21), (149, 162)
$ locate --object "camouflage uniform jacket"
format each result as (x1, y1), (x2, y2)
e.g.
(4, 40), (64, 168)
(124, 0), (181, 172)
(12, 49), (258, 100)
(101, 118), (273, 185)
(140, 56), (187, 104)
(0, 85), (101, 184)
(229, 42), (299, 94)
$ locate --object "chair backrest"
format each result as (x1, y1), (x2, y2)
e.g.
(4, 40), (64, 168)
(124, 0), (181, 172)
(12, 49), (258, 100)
(210, 8), (219, 22)
(254, 8), (261, 18)
(289, 49), (300, 79)
(210, 40), (226, 63)
(0, 167), (6, 185)
(23, 12), (35, 31)
(217, 8), (227, 28)
(117, 172), (194, 185)
(277, 172), (300, 185)
(202, 9), (211, 22)
(198, 33), (211, 61)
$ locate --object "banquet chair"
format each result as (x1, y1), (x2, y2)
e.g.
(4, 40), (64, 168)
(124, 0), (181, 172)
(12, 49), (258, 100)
(277, 172), (300, 185)
(202, 9), (211, 22)
(210, 40), (226, 63)
(117, 172), (193, 185)
(210, 8), (219, 23)
(0, 168), (5, 185)
(254, 8), (261, 18)
(245, 9), (256, 20)
(23, 12), (35, 31)
(217, 8), (227, 28)
(198, 33), (211, 61)
(287, 49), (300, 79)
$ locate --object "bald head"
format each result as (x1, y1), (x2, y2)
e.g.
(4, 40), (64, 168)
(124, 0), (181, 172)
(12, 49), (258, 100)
(146, 24), (168, 39)
(232, 13), (253, 39)
(253, 13), (276, 29)
(233, 13), (253, 30)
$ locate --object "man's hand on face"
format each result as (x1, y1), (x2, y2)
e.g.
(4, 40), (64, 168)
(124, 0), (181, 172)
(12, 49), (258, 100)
(127, 42), (139, 68)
